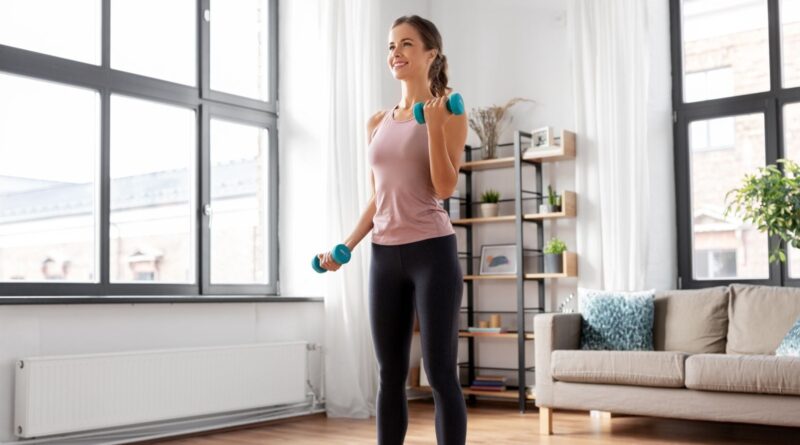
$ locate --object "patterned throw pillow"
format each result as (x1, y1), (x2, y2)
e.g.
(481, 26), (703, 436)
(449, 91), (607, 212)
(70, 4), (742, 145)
(776, 316), (800, 357)
(579, 287), (656, 351)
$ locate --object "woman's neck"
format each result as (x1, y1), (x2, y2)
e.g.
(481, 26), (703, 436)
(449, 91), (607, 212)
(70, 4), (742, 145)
(398, 79), (433, 109)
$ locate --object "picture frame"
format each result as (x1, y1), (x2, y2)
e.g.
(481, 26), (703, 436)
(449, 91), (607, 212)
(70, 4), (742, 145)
(479, 244), (517, 275)
(531, 126), (554, 149)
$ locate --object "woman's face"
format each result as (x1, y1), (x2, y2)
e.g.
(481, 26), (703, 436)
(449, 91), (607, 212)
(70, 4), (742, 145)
(387, 23), (436, 81)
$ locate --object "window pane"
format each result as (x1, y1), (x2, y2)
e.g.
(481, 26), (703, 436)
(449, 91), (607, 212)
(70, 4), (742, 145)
(111, 0), (196, 86)
(110, 95), (196, 283)
(210, 119), (270, 284)
(681, 0), (770, 102)
(689, 113), (769, 280)
(785, 103), (800, 278)
(210, 0), (270, 101)
(0, 73), (99, 282)
(782, 0), (800, 88)
(0, 0), (100, 64)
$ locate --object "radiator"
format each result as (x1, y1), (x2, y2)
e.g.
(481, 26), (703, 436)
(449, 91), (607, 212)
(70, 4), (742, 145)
(14, 341), (309, 439)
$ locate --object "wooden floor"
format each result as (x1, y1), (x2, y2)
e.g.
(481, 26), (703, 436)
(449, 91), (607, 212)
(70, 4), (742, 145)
(146, 400), (799, 444)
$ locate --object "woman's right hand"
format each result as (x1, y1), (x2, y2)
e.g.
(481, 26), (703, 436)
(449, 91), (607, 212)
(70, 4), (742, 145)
(317, 250), (341, 272)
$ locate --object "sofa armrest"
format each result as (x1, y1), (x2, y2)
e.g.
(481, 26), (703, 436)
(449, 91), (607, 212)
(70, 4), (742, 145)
(534, 313), (582, 407)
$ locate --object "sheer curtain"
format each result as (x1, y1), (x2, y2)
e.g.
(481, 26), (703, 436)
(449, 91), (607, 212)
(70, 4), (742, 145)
(569, 0), (675, 292)
(319, 0), (382, 418)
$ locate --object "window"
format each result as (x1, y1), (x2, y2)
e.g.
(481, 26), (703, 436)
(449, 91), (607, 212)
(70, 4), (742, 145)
(0, 1), (279, 299)
(785, 102), (800, 278)
(693, 249), (737, 279)
(0, 73), (99, 283)
(672, 0), (800, 288)
(109, 95), (196, 284)
(0, 0), (101, 65)
(781, 0), (800, 88)
(680, 0), (770, 102)
(111, 0), (196, 86)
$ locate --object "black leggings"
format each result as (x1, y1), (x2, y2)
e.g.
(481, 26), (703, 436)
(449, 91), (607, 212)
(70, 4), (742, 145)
(369, 233), (466, 445)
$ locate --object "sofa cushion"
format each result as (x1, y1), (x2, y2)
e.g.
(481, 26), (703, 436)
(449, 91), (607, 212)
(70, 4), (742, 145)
(727, 284), (800, 355)
(776, 316), (800, 357)
(685, 354), (800, 396)
(653, 287), (728, 353)
(551, 350), (687, 388)
(579, 288), (655, 350)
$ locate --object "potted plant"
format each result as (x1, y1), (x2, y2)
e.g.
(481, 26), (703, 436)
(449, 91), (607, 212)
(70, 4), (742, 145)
(543, 237), (567, 274)
(468, 97), (534, 160)
(725, 158), (800, 263)
(479, 189), (501, 218)
(539, 185), (562, 214)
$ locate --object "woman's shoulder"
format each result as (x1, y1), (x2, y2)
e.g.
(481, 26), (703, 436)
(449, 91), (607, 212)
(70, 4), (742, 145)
(367, 109), (388, 143)
(369, 109), (387, 124)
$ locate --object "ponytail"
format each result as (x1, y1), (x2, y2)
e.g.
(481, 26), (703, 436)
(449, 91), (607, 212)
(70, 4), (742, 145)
(429, 53), (450, 98)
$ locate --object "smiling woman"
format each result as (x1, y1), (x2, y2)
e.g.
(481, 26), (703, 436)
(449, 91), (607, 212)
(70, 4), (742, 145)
(313, 13), (469, 445)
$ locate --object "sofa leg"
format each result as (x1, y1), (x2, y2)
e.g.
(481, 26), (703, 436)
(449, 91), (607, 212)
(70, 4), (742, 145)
(539, 407), (553, 435)
(589, 410), (614, 431)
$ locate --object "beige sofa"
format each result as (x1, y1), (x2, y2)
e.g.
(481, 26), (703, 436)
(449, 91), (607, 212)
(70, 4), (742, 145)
(534, 284), (800, 435)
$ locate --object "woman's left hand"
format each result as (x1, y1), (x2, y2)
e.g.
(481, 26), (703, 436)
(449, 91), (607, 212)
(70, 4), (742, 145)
(423, 96), (451, 128)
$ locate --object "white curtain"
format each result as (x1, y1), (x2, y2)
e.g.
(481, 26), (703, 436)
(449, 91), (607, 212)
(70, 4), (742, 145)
(569, 0), (675, 292)
(319, 0), (382, 418)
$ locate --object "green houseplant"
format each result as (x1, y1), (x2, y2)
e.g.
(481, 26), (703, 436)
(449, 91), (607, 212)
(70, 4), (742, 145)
(543, 237), (567, 274)
(480, 189), (501, 218)
(540, 185), (562, 214)
(724, 159), (800, 263)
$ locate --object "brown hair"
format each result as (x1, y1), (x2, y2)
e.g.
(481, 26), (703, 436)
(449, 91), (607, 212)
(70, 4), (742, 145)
(392, 15), (450, 97)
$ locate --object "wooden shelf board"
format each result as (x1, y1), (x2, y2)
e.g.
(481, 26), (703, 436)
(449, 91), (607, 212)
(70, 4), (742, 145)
(412, 385), (535, 400)
(450, 191), (577, 224)
(458, 330), (534, 340)
(463, 252), (578, 280)
(413, 330), (534, 340)
(460, 130), (576, 171)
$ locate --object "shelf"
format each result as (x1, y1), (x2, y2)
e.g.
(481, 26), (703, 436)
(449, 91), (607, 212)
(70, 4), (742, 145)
(460, 130), (576, 171)
(463, 252), (578, 280)
(413, 330), (535, 340)
(458, 330), (534, 340)
(451, 191), (576, 224)
(412, 385), (535, 400)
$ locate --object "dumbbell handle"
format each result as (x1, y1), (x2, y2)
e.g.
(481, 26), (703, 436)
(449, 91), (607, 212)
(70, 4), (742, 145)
(413, 92), (465, 124)
(312, 244), (352, 273)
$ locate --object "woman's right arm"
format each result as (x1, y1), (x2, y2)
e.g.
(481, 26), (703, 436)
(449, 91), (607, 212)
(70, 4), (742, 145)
(317, 111), (384, 271)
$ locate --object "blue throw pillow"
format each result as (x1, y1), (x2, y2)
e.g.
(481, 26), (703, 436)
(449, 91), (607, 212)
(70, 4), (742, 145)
(578, 287), (655, 351)
(776, 316), (800, 357)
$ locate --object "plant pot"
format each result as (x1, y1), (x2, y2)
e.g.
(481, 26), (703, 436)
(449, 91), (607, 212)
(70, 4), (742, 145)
(544, 253), (563, 274)
(480, 203), (499, 218)
(539, 204), (561, 214)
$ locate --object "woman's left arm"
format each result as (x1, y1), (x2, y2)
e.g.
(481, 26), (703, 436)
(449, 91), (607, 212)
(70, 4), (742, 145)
(425, 97), (468, 200)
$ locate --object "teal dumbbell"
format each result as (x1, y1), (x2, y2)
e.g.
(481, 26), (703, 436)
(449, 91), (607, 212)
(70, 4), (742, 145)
(413, 92), (464, 124)
(312, 244), (352, 273)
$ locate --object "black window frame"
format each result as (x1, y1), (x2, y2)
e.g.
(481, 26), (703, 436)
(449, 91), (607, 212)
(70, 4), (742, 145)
(0, 0), (284, 302)
(670, 0), (800, 289)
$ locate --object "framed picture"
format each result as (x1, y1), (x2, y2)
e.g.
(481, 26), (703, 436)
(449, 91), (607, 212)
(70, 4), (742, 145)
(531, 126), (554, 149)
(479, 244), (517, 275)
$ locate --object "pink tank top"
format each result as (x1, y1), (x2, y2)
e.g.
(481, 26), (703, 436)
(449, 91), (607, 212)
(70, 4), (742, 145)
(367, 105), (456, 245)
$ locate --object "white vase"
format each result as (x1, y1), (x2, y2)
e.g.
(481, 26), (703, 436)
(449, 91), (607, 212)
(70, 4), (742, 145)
(480, 203), (499, 218)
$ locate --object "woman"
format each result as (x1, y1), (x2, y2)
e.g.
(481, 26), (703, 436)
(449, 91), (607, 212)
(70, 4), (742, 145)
(316, 14), (468, 445)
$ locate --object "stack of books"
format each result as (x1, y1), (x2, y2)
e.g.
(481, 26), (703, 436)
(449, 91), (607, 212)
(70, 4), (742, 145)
(470, 375), (507, 392)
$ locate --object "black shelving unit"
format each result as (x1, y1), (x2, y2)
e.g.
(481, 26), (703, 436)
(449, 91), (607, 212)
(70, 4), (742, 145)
(445, 130), (568, 412)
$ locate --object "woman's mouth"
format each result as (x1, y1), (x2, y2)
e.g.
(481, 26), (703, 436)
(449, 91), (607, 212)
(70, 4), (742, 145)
(393, 61), (408, 70)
